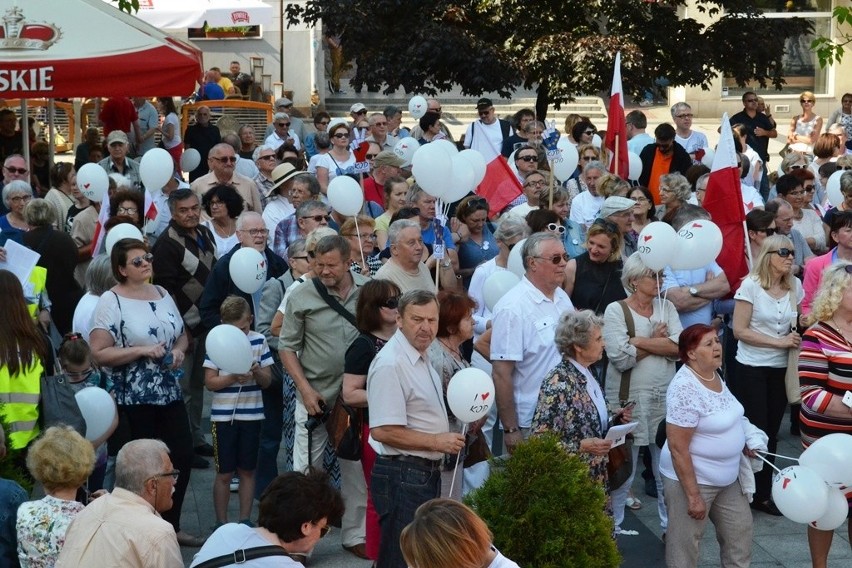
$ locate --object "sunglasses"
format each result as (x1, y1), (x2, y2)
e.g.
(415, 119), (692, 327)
(365, 153), (377, 160)
(524, 179), (546, 188)
(129, 253), (154, 268)
(581, 156), (595, 161)
(789, 165), (806, 170)
(258, 155), (277, 161)
(800, 99), (814, 104)
(547, 223), (566, 235)
(584, 129), (596, 136)
(4, 166), (27, 175)
(301, 214), (332, 223)
(333, 133), (350, 139)
(533, 253), (570, 264)
(290, 255), (309, 261)
(478, 109), (493, 117)
(744, 98), (758, 103)
(65, 367), (95, 382)
(382, 296), (401, 309)
(276, 122), (291, 127)
(772, 248), (793, 258)
(516, 155), (537, 162)
(211, 156), (238, 164)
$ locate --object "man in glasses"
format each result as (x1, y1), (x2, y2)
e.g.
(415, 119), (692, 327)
(265, 112), (302, 152)
(272, 176), (325, 257)
(638, 123), (692, 205)
(766, 198), (812, 279)
(366, 112), (397, 151)
(98, 130), (142, 191)
(730, 91), (777, 199)
(0, 154), (28, 216)
(671, 102), (709, 165)
(463, 97), (514, 159)
(264, 98), (306, 142)
(57, 439), (183, 567)
(184, 106), (222, 182)
(191, 143), (263, 215)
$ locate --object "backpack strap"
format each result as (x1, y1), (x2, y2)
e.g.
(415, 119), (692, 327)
(617, 300), (635, 404)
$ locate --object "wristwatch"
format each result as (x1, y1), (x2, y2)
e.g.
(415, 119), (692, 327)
(688, 286), (699, 297)
(504, 427), (520, 434)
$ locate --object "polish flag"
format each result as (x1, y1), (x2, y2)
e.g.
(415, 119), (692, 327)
(701, 114), (748, 295)
(90, 197), (111, 259)
(144, 190), (158, 221)
(475, 155), (522, 217)
(604, 52), (629, 178)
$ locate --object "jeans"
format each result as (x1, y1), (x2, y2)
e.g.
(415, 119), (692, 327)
(371, 456), (441, 568)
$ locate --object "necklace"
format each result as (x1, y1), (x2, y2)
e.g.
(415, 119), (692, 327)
(438, 338), (463, 362)
(687, 365), (717, 383)
(830, 318), (852, 348)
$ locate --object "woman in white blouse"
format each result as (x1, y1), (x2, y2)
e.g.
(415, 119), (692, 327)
(732, 234), (801, 515)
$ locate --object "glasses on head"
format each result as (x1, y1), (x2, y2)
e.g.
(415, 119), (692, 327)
(772, 248), (793, 258)
(240, 228), (269, 237)
(9, 194), (32, 203)
(800, 99), (814, 104)
(517, 155), (537, 163)
(365, 153), (378, 160)
(592, 218), (619, 234)
(546, 222), (566, 235)
(4, 166), (27, 175)
(382, 295), (401, 309)
(675, 114), (694, 119)
(150, 470), (180, 481)
(211, 156), (237, 164)
(333, 133), (350, 139)
(756, 227), (776, 236)
(533, 252), (570, 264)
(301, 214), (332, 223)
(129, 253), (154, 268)
(117, 206), (138, 215)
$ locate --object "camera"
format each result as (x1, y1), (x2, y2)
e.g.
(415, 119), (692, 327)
(305, 401), (330, 432)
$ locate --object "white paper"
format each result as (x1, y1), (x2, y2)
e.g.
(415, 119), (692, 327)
(0, 240), (40, 287)
(605, 421), (638, 448)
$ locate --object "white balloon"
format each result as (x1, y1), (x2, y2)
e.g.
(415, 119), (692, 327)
(637, 222), (677, 271)
(799, 433), (852, 489)
(809, 486), (850, 531)
(556, 135), (573, 150)
(139, 148), (174, 191)
(393, 137), (420, 167)
(701, 148), (716, 169)
(74, 387), (117, 442)
(229, 247), (267, 294)
(507, 238), (527, 278)
(628, 152), (642, 181)
(552, 145), (580, 183)
(411, 143), (452, 199)
(328, 176), (364, 216)
(826, 170), (846, 207)
(670, 220), (723, 270)
(105, 223), (143, 255)
(591, 133), (602, 149)
(444, 153), (476, 203)
(432, 139), (459, 159)
(459, 149), (487, 187)
(446, 367), (495, 423)
(205, 324), (254, 374)
(180, 148), (201, 172)
(77, 163), (109, 202)
(772, 465), (829, 524)
(408, 95), (428, 119)
(483, 271), (521, 312)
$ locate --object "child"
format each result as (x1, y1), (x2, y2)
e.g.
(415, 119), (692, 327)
(204, 296), (273, 527)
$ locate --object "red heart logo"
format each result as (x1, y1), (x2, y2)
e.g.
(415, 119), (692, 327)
(259, 261), (265, 268)
(643, 235), (652, 242)
(83, 183), (91, 189)
(691, 222), (703, 228)
(353, 141), (370, 163)
(782, 477), (791, 489)
(481, 392), (490, 401)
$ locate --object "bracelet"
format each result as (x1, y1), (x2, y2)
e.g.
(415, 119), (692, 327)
(440, 260), (451, 268)
(504, 427), (520, 434)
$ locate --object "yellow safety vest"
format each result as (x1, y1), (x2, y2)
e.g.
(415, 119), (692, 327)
(25, 266), (47, 321)
(0, 358), (43, 450)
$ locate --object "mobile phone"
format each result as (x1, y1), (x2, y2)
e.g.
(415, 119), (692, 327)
(622, 401), (637, 412)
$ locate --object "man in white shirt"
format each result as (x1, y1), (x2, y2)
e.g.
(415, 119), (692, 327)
(626, 110), (655, 155)
(672, 102), (709, 164)
(463, 98), (514, 160)
(568, 160), (607, 230)
(265, 112), (302, 151)
(491, 233), (575, 454)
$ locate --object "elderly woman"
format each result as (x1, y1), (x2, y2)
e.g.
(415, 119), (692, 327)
(655, 173), (692, 224)
(72, 255), (117, 342)
(22, 199), (84, 334)
(454, 195), (498, 286)
(604, 252), (682, 536)
(787, 90), (822, 152)
(89, 238), (201, 546)
(261, 162), (298, 241)
(201, 184), (244, 258)
(532, 310), (633, 512)
(400, 499), (520, 568)
(564, 219), (626, 314)
(0, 180), (33, 245)
(776, 173), (826, 254)
(799, 263), (852, 568)
(547, 186), (586, 260)
(44, 162), (77, 232)
(339, 215), (382, 275)
(16, 426), (96, 568)
(315, 122), (356, 193)
(732, 234), (801, 516)
(375, 176), (409, 249)
(660, 324), (762, 568)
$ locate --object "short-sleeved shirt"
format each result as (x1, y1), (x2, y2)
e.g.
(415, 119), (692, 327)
(421, 222), (456, 250)
(490, 277), (575, 427)
(568, 191), (604, 228)
(314, 152), (356, 181)
(729, 110), (774, 162)
(374, 259), (435, 294)
(190, 523), (302, 567)
(367, 330), (449, 460)
(675, 131), (709, 162)
(204, 330), (272, 421)
(662, 262), (724, 329)
(734, 275), (803, 368)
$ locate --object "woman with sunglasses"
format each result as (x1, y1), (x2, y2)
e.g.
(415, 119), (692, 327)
(89, 238), (201, 547)
(604, 252), (682, 536)
(564, 219), (626, 314)
(342, 278), (402, 562)
(566, 144), (603, 199)
(746, 209), (777, 264)
(777, 173), (826, 254)
(375, 176), (409, 250)
(315, 122), (356, 194)
(787, 91), (822, 152)
(731, 234), (802, 516)
(201, 184), (245, 258)
(455, 195), (498, 287)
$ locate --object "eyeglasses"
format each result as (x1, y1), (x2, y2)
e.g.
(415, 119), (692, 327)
(547, 223), (566, 235)
(800, 99), (814, 104)
(239, 228), (269, 237)
(66, 367), (95, 382)
(382, 296), (401, 309)
(150, 470), (180, 481)
(9, 194), (32, 203)
(258, 155), (277, 161)
(354, 110), (368, 115)
(290, 255), (309, 261)
(209, 200), (224, 208)
(365, 154), (377, 160)
(117, 206), (138, 215)
(803, 185), (815, 192)
(516, 155), (537, 163)
(372, 122), (387, 127)
(756, 227), (776, 236)
(129, 253), (154, 268)
(581, 156), (595, 161)
(276, 122), (291, 127)
(632, 196), (649, 203)
(211, 156), (237, 164)
(333, 133), (350, 139)
(301, 214), (332, 223)
(772, 248), (793, 258)
(533, 253), (570, 264)
(4, 166), (27, 175)
(524, 179), (546, 188)
(675, 114), (693, 119)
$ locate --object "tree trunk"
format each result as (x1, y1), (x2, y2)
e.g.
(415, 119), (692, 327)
(535, 84), (550, 122)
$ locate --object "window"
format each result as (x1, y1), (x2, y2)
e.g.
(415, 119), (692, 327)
(188, 25), (261, 40)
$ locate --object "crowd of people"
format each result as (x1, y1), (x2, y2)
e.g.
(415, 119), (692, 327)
(0, 87), (850, 568)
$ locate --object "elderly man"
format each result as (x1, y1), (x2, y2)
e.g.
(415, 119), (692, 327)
(253, 144), (279, 208)
(265, 112), (302, 151)
(463, 98), (514, 159)
(200, 211), (287, 330)
(273, 198), (330, 258)
(569, 160), (607, 230)
(366, 112), (397, 151)
(368, 290), (466, 568)
(638, 123), (692, 204)
(183, 106), (222, 182)
(57, 439), (183, 567)
(766, 198), (813, 278)
(600, 195), (639, 256)
(491, 232), (575, 454)
(409, 98), (454, 141)
(191, 143), (263, 215)
(409, 186), (460, 277)
(280, 235), (370, 559)
(152, 188), (218, 467)
(671, 102), (709, 164)
(363, 151), (403, 208)
(375, 219), (456, 293)
(98, 131), (142, 190)
(265, 98), (306, 142)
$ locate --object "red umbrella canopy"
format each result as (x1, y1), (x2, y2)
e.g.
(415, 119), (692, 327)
(0, 0), (203, 99)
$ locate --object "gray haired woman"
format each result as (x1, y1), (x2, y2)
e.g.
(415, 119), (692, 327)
(656, 173), (693, 224)
(71, 255), (117, 342)
(0, 180), (33, 245)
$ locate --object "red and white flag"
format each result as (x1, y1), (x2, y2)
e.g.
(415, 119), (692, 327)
(702, 114), (748, 294)
(475, 155), (523, 217)
(90, 198), (111, 259)
(605, 52), (629, 178)
(144, 190), (158, 222)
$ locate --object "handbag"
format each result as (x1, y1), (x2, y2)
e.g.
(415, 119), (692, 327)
(785, 289), (802, 404)
(606, 300), (636, 490)
(39, 371), (87, 437)
(326, 397), (363, 461)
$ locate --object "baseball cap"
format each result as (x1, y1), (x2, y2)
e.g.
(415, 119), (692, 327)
(476, 98), (493, 110)
(350, 103), (367, 114)
(106, 130), (129, 145)
(372, 151), (404, 169)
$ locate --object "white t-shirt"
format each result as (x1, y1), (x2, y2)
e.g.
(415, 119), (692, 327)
(734, 275), (802, 368)
(675, 131), (709, 160)
(72, 292), (100, 343)
(314, 152), (356, 183)
(741, 184), (764, 213)
(201, 220), (238, 259)
(190, 523), (302, 567)
(569, 190), (604, 228)
(659, 365), (746, 487)
(203, 330), (273, 422)
(262, 198), (295, 246)
(627, 133), (654, 155)
(487, 548), (521, 568)
(162, 113), (181, 149)
(464, 119), (511, 160)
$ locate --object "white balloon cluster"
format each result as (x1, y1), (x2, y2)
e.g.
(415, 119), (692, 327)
(411, 141), (486, 202)
(637, 220), (723, 271)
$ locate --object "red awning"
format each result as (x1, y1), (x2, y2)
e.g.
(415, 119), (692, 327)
(0, 0), (203, 99)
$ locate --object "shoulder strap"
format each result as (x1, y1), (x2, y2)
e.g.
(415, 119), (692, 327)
(312, 277), (358, 328)
(193, 545), (287, 568)
(617, 300), (635, 403)
(500, 119), (510, 141)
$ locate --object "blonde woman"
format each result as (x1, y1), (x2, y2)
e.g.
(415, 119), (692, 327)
(787, 91), (822, 152)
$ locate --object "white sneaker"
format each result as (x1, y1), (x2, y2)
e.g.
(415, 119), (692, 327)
(614, 527), (639, 536)
(229, 477), (239, 492)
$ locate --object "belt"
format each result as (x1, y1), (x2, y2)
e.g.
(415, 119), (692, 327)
(379, 454), (442, 470)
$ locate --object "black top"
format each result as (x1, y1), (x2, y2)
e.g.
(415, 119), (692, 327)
(344, 333), (388, 421)
(730, 110), (774, 162)
(570, 252), (626, 314)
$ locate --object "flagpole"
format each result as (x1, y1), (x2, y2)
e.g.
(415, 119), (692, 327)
(548, 164), (555, 209)
(614, 134), (620, 177)
(743, 220), (754, 270)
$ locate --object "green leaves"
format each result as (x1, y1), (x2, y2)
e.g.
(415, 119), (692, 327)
(111, 0), (139, 14)
(812, 7), (852, 68)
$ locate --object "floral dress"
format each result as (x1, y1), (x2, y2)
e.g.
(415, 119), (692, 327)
(16, 495), (85, 567)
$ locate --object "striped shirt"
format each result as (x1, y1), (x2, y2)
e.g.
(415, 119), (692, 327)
(204, 331), (273, 422)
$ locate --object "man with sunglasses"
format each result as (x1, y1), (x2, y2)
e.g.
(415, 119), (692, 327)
(265, 112), (302, 152)
(463, 98), (514, 159)
(366, 112), (397, 151)
(184, 106), (221, 182)
(730, 91), (777, 199)
(638, 123), (692, 204)
(57, 439), (183, 567)
(191, 143), (263, 216)
(350, 102), (368, 126)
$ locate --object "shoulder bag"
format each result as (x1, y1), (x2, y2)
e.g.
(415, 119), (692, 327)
(606, 300), (635, 491)
(785, 288), (801, 404)
(193, 545), (289, 568)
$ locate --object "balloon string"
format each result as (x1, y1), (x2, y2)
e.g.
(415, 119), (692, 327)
(448, 422), (468, 500)
(755, 450), (799, 462)
(752, 451), (783, 474)
(354, 216), (367, 273)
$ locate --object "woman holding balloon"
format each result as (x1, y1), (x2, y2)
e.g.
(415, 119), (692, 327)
(799, 262), (852, 567)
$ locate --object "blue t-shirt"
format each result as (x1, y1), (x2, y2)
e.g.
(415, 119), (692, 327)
(421, 223), (456, 249)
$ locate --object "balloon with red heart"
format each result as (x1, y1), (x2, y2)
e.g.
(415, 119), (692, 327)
(408, 95), (428, 119)
(77, 163), (109, 202)
(446, 367), (495, 423)
(637, 222), (677, 271)
(353, 141), (371, 163)
(229, 247), (267, 294)
(669, 220), (723, 270)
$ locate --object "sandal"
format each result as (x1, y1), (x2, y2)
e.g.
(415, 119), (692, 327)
(626, 496), (642, 510)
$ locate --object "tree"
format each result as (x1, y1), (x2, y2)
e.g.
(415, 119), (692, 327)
(287, 0), (810, 118)
(812, 6), (852, 68)
(111, 0), (139, 14)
